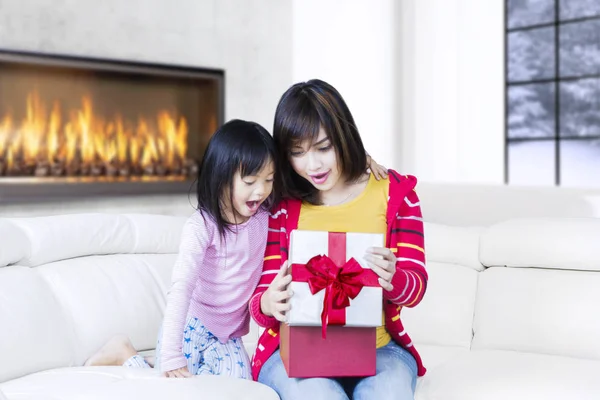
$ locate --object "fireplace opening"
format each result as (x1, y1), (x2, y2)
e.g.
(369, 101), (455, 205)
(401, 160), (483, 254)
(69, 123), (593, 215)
(0, 50), (224, 202)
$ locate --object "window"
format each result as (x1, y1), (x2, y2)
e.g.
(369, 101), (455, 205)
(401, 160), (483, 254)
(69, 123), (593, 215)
(506, 0), (600, 187)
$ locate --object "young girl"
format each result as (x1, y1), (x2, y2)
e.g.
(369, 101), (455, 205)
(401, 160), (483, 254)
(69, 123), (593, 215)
(86, 119), (278, 379)
(84, 118), (387, 379)
(251, 79), (428, 399)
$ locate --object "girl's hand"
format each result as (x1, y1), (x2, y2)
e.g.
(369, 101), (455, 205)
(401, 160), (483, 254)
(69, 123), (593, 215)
(366, 154), (388, 181)
(260, 261), (293, 321)
(165, 366), (193, 378)
(364, 247), (397, 291)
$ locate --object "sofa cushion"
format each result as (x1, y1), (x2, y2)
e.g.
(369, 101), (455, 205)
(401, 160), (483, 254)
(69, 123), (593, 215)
(423, 222), (483, 272)
(38, 254), (176, 365)
(7, 214), (186, 267)
(411, 344), (469, 372)
(402, 223), (481, 349)
(0, 367), (278, 400)
(0, 213), (189, 383)
(403, 261), (478, 349)
(415, 350), (600, 400)
(0, 267), (76, 382)
(480, 218), (600, 271)
(0, 220), (28, 268)
(472, 267), (600, 360)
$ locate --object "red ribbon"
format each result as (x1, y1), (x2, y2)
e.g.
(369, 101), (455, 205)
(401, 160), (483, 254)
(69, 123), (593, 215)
(295, 255), (379, 338)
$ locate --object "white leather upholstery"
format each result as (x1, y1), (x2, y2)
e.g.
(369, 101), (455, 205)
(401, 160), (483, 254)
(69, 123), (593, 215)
(0, 267), (76, 382)
(416, 350), (600, 400)
(37, 254), (174, 364)
(402, 262), (478, 349)
(417, 182), (600, 225)
(1, 189), (600, 399)
(480, 218), (600, 271)
(0, 213), (266, 399)
(423, 222), (483, 271)
(0, 368), (277, 400)
(472, 267), (600, 360)
(0, 220), (28, 267)
(7, 214), (186, 267)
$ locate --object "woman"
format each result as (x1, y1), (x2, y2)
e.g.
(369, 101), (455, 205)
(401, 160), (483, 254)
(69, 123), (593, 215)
(249, 79), (428, 399)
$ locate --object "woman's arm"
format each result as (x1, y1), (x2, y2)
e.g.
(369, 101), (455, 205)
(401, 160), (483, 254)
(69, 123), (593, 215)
(366, 189), (427, 307)
(249, 206), (292, 327)
(384, 189), (427, 307)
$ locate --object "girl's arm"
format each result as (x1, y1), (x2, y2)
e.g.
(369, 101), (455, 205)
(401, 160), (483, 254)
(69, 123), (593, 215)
(159, 213), (211, 373)
(366, 152), (388, 181)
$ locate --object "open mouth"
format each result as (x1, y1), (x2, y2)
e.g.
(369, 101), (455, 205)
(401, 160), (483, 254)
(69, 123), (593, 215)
(309, 171), (330, 185)
(246, 200), (261, 212)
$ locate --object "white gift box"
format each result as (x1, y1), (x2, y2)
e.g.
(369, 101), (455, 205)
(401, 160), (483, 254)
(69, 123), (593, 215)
(287, 230), (384, 327)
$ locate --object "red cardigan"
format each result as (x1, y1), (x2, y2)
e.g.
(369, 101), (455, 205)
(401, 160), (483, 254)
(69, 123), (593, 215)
(248, 170), (428, 380)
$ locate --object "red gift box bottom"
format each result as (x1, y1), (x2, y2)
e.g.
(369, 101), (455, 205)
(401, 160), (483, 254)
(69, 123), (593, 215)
(280, 324), (376, 378)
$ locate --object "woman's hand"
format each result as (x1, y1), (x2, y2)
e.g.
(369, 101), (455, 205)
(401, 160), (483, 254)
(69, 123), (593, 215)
(366, 154), (388, 181)
(165, 366), (193, 378)
(260, 261), (293, 321)
(365, 247), (397, 291)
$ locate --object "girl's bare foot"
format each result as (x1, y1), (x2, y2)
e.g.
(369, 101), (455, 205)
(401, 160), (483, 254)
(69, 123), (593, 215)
(84, 334), (138, 367)
(144, 356), (156, 368)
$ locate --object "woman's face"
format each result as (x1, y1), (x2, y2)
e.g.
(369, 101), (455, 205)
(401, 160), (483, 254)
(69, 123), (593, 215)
(288, 127), (341, 192)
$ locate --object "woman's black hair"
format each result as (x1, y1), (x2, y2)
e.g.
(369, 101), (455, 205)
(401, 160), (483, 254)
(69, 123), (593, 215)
(273, 79), (367, 204)
(196, 119), (278, 238)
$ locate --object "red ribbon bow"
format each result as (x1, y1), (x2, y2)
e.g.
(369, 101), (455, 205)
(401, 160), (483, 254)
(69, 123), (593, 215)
(300, 254), (379, 338)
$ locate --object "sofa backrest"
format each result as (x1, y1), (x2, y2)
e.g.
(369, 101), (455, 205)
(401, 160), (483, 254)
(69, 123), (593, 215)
(417, 182), (600, 226)
(402, 222), (483, 351)
(403, 216), (600, 365)
(0, 214), (186, 383)
(473, 218), (600, 361)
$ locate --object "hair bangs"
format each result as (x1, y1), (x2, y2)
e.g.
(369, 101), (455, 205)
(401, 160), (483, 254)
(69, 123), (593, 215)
(238, 136), (274, 178)
(280, 95), (323, 151)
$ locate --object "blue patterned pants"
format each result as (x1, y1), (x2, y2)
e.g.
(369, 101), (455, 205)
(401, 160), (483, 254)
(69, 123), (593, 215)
(124, 316), (252, 380)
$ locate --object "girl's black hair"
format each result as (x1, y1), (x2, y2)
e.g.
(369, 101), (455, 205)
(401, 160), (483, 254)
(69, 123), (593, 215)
(196, 119), (279, 238)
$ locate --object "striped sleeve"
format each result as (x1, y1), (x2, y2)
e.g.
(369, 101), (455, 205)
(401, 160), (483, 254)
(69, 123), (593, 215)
(249, 205), (285, 328)
(384, 189), (428, 307)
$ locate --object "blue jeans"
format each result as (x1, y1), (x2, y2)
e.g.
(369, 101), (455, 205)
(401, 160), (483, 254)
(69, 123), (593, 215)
(258, 340), (417, 400)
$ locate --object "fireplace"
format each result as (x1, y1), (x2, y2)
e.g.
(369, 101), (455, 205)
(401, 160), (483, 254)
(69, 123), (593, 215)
(0, 50), (224, 203)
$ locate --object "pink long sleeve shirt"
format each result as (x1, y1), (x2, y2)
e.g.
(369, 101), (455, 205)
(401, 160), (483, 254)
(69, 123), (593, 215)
(159, 209), (268, 373)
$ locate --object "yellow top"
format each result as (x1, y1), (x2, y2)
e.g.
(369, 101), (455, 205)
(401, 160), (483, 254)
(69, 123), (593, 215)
(297, 174), (392, 348)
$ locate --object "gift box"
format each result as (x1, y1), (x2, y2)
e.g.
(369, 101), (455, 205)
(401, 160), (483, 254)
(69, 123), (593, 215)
(287, 230), (384, 332)
(280, 324), (376, 378)
(281, 230), (384, 378)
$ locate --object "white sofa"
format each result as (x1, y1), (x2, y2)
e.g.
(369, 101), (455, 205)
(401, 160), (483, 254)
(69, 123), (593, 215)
(1, 187), (600, 399)
(0, 214), (277, 400)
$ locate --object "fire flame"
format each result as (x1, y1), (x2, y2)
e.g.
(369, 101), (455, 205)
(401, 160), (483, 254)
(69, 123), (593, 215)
(0, 91), (189, 175)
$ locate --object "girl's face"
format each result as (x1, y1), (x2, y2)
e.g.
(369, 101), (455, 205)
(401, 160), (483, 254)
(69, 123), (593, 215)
(289, 127), (341, 193)
(224, 160), (275, 223)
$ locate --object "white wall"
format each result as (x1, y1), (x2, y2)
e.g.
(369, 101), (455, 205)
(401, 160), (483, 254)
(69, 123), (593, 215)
(397, 0), (505, 184)
(0, 0), (293, 216)
(292, 0), (505, 184)
(292, 0), (396, 168)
